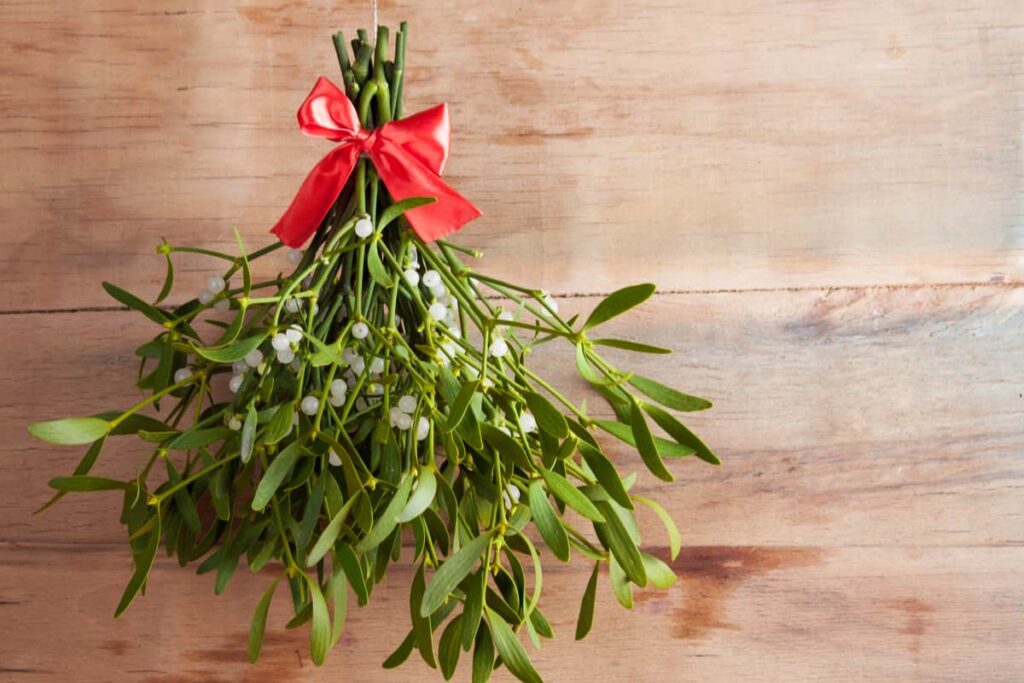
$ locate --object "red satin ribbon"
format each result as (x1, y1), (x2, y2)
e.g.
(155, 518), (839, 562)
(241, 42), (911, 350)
(270, 77), (481, 247)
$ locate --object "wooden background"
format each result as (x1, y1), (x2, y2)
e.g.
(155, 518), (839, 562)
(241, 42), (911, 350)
(1, 1), (1022, 680)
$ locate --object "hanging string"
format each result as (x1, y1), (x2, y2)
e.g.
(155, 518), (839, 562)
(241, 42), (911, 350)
(370, 0), (378, 41)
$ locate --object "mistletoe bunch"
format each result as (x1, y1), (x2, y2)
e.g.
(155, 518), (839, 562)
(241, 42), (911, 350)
(29, 23), (717, 682)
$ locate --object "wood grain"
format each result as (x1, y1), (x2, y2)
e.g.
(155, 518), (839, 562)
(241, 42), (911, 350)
(1, 0), (1022, 312)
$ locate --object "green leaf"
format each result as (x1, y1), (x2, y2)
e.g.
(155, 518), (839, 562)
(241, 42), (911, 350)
(29, 417), (110, 446)
(193, 334), (267, 364)
(383, 631), (416, 669)
(446, 380), (479, 432)
(251, 440), (304, 512)
(480, 424), (531, 471)
(582, 283), (655, 331)
(439, 614), (463, 680)
(355, 474), (414, 553)
(634, 495), (681, 560)
(628, 397), (673, 482)
(367, 241), (395, 287)
(628, 374), (712, 412)
(240, 404), (258, 464)
(378, 196), (437, 231)
(35, 437), (106, 514)
(102, 281), (169, 326)
(248, 578), (279, 662)
(100, 412), (172, 436)
(336, 543), (369, 606)
(609, 555), (633, 608)
(528, 481), (569, 561)
(421, 529), (495, 618)
(114, 512), (161, 617)
(523, 391), (568, 439)
(305, 574), (331, 665)
(576, 441), (633, 510)
(168, 427), (233, 450)
(397, 469), (437, 523)
(594, 500), (647, 587)
(642, 403), (721, 465)
(264, 403), (294, 445)
(538, 466), (604, 522)
(48, 475), (128, 492)
(472, 624), (495, 683)
(155, 243), (175, 305)
(641, 552), (678, 589)
(306, 494), (360, 567)
(592, 419), (694, 458)
(486, 608), (543, 683)
(410, 562), (437, 668)
(461, 569), (486, 651)
(574, 344), (607, 384)
(590, 337), (671, 354)
(165, 459), (200, 535)
(575, 561), (600, 640)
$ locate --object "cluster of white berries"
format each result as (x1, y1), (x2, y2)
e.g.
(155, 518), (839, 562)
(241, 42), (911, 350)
(270, 325), (304, 365)
(501, 483), (522, 510)
(198, 275), (231, 312)
(387, 394), (428, 439)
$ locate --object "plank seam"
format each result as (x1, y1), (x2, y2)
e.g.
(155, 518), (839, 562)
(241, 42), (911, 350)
(1, 279), (1021, 317)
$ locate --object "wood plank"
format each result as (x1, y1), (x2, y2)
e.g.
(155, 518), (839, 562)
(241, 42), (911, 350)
(1, 1), (1021, 311)
(4, 285), (1022, 548)
(0, 543), (1020, 681)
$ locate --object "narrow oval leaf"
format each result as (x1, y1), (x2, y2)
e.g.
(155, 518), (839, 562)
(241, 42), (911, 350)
(248, 578), (279, 662)
(49, 475), (128, 492)
(421, 530), (495, 618)
(102, 281), (169, 326)
(168, 427), (233, 451)
(461, 569), (486, 651)
(576, 441), (633, 510)
(593, 419), (695, 458)
(251, 441), (304, 512)
(594, 500), (647, 587)
(438, 614), (463, 680)
(486, 608), (543, 683)
(193, 334), (267, 363)
(633, 495), (682, 561)
(114, 513), (161, 617)
(264, 403), (294, 445)
(383, 631), (416, 669)
(574, 344), (607, 384)
(628, 374), (712, 412)
(29, 417), (110, 446)
(575, 561), (600, 640)
(155, 247), (175, 304)
(240, 404), (258, 464)
(397, 469), (437, 523)
(355, 474), (414, 553)
(378, 196), (437, 231)
(471, 624), (494, 683)
(306, 494), (360, 567)
(446, 380), (479, 432)
(591, 337), (671, 354)
(523, 391), (568, 439)
(608, 555), (634, 608)
(628, 397), (673, 482)
(641, 552), (678, 589)
(367, 241), (395, 287)
(538, 466), (604, 522)
(305, 574), (331, 665)
(528, 481), (569, 561)
(642, 403), (721, 465)
(582, 283), (655, 331)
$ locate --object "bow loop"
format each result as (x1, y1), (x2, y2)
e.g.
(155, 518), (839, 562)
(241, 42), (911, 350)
(272, 77), (481, 247)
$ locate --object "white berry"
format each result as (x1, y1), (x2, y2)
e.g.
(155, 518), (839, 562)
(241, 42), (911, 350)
(300, 395), (320, 416)
(508, 483), (522, 503)
(328, 450), (342, 467)
(231, 361), (247, 373)
(396, 413), (413, 431)
(389, 406), (404, 426)
(329, 392), (346, 407)
(397, 395), (417, 414)
(403, 269), (420, 286)
(422, 270), (441, 288)
(228, 416), (242, 431)
(354, 217), (374, 238)
(287, 249), (303, 264)
(276, 347), (295, 364)
(518, 411), (538, 433)
(213, 298), (231, 313)
(198, 288), (215, 305)
(349, 355), (365, 375)
(284, 298), (301, 314)
(244, 349), (263, 368)
(271, 333), (291, 351)
(228, 374), (244, 394)
(330, 379), (347, 397)
(173, 368), (192, 383)
(207, 275), (226, 294)
(369, 357), (385, 375)
(415, 416), (430, 441)
(351, 322), (369, 339)
(428, 302), (447, 320)
(489, 338), (509, 358)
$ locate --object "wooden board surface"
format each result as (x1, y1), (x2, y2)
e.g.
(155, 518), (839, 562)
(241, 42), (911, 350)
(1, 0), (1023, 312)
(1, 1), (1022, 681)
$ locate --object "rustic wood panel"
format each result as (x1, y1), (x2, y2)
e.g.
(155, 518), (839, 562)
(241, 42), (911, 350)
(1, 543), (1021, 682)
(1, 0), (1022, 312)
(5, 286), (1022, 548)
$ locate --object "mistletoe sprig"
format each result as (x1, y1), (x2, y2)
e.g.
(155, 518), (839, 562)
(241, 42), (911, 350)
(28, 23), (718, 682)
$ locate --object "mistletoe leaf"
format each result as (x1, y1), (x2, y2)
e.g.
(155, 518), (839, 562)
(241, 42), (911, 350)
(582, 283), (655, 331)
(29, 417), (110, 446)
(378, 196), (437, 231)
(421, 529), (495, 618)
(193, 333), (267, 363)
(627, 374), (712, 412)
(248, 578), (279, 662)
(575, 561), (600, 640)
(486, 608), (543, 683)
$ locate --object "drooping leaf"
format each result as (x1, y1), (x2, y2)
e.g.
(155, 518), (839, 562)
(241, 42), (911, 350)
(461, 569), (486, 651)
(634, 495), (682, 560)
(368, 241), (395, 287)
(575, 561), (600, 640)
(397, 468), (437, 523)
(240, 404), (258, 464)
(628, 397), (674, 482)
(471, 623), (495, 683)
(642, 403), (721, 465)
(155, 243), (175, 305)
(193, 334), (267, 364)
(355, 474), (414, 553)
(446, 380), (479, 432)
(627, 374), (712, 412)
(641, 552), (678, 589)
(306, 494), (360, 567)
(608, 555), (633, 608)
(305, 574), (331, 665)
(537, 466), (605, 523)
(102, 281), (169, 326)
(383, 631), (416, 669)
(486, 608), (543, 683)
(378, 196), (437, 231)
(590, 337), (671, 354)
(582, 283), (655, 331)
(592, 419), (695, 458)
(264, 403), (294, 445)
(594, 500), (647, 587)
(251, 440), (305, 512)
(421, 529), (495, 618)
(523, 391), (568, 439)
(114, 512), (161, 617)
(49, 475), (128, 492)
(528, 481), (569, 561)
(438, 614), (463, 680)
(29, 417), (110, 446)
(248, 578), (279, 662)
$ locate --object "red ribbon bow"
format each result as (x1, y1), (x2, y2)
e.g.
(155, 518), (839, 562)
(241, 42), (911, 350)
(270, 77), (481, 247)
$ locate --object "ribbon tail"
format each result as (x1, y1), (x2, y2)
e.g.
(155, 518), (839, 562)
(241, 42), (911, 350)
(371, 144), (482, 242)
(271, 145), (361, 248)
